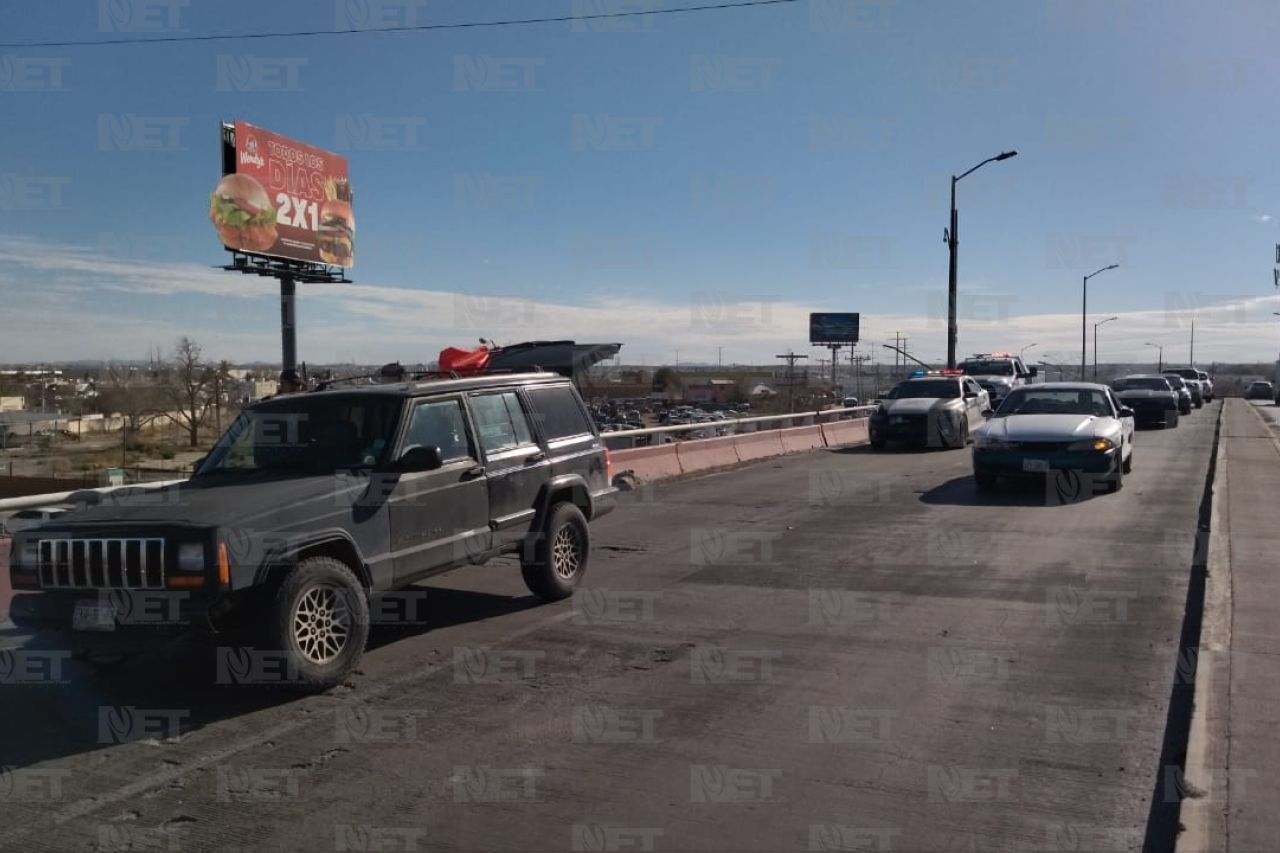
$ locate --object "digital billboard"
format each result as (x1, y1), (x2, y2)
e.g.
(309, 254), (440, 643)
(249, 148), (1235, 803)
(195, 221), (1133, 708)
(210, 120), (354, 267)
(809, 312), (860, 343)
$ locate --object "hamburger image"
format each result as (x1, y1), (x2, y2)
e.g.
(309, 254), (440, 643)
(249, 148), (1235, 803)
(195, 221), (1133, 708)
(208, 173), (278, 253)
(317, 178), (355, 267)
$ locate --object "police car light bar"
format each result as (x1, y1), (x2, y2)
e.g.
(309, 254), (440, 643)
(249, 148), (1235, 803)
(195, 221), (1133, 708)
(912, 369), (964, 376)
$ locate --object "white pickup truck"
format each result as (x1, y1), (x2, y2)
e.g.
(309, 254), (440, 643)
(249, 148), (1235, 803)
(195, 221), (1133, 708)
(959, 352), (1037, 409)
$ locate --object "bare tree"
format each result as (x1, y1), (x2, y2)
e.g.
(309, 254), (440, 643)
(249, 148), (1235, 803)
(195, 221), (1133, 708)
(162, 337), (215, 448)
(97, 362), (167, 465)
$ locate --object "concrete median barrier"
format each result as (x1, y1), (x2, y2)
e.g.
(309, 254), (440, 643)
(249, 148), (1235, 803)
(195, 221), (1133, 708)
(610, 444), (683, 483)
(821, 419), (870, 447)
(733, 430), (787, 462)
(676, 435), (741, 474)
(778, 424), (827, 453)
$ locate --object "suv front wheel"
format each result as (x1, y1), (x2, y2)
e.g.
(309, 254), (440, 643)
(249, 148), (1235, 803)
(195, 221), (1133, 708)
(522, 502), (590, 601)
(267, 556), (370, 692)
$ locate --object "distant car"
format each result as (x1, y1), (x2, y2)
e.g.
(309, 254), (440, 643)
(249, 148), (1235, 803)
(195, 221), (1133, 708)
(972, 382), (1135, 493)
(1245, 380), (1274, 400)
(842, 396), (861, 408)
(869, 371), (990, 450)
(1110, 375), (1180, 428)
(1196, 370), (1214, 401)
(1161, 375), (1194, 414)
(1165, 369), (1204, 408)
(1, 506), (71, 537)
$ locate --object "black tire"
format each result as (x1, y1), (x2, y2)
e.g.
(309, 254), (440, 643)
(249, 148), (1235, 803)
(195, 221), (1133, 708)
(869, 438), (887, 451)
(1122, 447), (1133, 474)
(945, 419), (969, 450)
(1106, 459), (1124, 492)
(974, 472), (998, 492)
(521, 502), (590, 601)
(265, 556), (369, 692)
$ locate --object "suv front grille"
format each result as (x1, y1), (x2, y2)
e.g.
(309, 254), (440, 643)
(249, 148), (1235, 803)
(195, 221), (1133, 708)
(38, 538), (166, 590)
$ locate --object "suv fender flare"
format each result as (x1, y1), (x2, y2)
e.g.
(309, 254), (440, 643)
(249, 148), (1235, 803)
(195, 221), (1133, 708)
(252, 530), (371, 591)
(535, 474), (594, 526)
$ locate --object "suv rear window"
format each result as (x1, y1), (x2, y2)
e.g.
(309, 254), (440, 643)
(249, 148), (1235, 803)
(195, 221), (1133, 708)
(526, 386), (594, 441)
(469, 391), (535, 454)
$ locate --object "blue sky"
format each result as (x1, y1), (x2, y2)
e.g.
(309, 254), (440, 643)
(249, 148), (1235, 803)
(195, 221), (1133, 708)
(1, 0), (1278, 367)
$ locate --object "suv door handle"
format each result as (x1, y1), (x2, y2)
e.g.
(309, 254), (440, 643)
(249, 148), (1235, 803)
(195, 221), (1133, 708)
(463, 465), (486, 479)
(524, 451), (547, 465)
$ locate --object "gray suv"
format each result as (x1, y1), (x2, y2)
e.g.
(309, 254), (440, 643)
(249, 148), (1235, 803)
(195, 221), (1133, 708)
(8, 372), (615, 690)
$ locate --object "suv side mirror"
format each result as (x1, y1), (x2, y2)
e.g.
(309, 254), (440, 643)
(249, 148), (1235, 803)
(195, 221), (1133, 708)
(396, 445), (443, 472)
(1028, 366), (1038, 377)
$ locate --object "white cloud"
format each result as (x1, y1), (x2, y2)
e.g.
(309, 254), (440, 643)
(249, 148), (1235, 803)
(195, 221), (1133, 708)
(1, 235), (1278, 366)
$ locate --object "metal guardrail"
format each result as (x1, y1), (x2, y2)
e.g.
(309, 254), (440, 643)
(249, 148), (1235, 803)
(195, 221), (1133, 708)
(0, 407), (878, 513)
(600, 405), (877, 449)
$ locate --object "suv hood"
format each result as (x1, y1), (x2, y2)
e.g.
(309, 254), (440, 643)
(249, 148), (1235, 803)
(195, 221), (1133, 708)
(978, 414), (1115, 442)
(36, 473), (369, 531)
(967, 374), (1014, 385)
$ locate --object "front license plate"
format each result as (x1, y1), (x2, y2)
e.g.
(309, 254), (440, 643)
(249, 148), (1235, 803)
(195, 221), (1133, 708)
(73, 602), (116, 632)
(1022, 458), (1050, 473)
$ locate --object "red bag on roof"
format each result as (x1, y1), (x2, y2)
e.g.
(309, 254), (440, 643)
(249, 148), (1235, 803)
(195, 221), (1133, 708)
(439, 346), (491, 374)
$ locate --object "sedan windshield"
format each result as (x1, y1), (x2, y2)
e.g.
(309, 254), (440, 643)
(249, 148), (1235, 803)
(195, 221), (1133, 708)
(887, 379), (960, 399)
(962, 360), (1014, 376)
(196, 395), (403, 476)
(1112, 378), (1170, 391)
(997, 388), (1113, 417)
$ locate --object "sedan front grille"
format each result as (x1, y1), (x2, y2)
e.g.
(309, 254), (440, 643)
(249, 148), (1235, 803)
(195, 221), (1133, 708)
(1011, 441), (1068, 452)
(38, 538), (166, 590)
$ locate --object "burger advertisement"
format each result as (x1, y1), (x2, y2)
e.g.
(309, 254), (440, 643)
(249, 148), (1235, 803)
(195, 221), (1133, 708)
(209, 120), (354, 267)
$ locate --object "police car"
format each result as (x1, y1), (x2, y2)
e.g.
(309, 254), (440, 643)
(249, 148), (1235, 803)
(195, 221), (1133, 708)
(869, 370), (990, 450)
(959, 352), (1037, 408)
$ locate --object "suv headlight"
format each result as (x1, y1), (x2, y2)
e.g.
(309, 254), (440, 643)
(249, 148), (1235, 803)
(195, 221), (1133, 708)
(176, 542), (206, 573)
(17, 538), (39, 568)
(1068, 437), (1114, 452)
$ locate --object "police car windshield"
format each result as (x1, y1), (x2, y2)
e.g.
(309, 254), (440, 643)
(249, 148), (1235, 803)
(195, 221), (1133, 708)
(962, 360), (1014, 376)
(888, 380), (960, 399)
(1112, 378), (1169, 391)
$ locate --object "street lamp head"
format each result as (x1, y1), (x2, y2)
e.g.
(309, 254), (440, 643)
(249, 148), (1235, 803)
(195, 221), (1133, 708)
(996, 150), (1018, 160)
(1105, 264), (1119, 271)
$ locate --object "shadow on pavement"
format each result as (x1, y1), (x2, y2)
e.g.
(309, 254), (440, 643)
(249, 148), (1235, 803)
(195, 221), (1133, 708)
(0, 584), (538, 771)
(918, 474), (1108, 507)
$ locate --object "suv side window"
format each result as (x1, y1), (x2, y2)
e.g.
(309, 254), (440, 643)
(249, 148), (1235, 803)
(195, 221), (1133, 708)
(469, 391), (536, 455)
(525, 385), (594, 441)
(405, 398), (475, 462)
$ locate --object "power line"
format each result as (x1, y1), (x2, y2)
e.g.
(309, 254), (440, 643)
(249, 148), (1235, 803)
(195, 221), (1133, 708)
(0, 0), (801, 49)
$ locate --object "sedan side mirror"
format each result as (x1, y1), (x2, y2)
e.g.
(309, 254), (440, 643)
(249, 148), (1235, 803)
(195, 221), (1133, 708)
(981, 408), (994, 418)
(1118, 407), (1135, 418)
(396, 445), (444, 472)
(1028, 366), (1038, 377)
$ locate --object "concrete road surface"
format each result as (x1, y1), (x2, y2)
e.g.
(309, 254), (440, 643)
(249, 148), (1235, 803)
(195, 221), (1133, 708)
(0, 404), (1221, 852)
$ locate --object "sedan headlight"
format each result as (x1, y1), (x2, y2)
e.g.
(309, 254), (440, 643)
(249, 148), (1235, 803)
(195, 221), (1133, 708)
(1068, 437), (1115, 452)
(973, 434), (1011, 449)
(176, 542), (206, 573)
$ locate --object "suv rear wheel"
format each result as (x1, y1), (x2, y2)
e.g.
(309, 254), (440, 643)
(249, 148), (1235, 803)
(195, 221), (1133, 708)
(266, 556), (369, 692)
(522, 502), (589, 601)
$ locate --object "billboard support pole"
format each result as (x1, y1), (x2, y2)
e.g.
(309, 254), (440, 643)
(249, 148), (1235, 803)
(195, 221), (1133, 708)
(280, 273), (297, 380)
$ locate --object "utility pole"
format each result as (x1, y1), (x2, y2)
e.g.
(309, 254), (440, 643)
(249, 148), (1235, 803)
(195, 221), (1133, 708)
(717, 346), (723, 367)
(852, 353), (869, 401)
(775, 351), (808, 414)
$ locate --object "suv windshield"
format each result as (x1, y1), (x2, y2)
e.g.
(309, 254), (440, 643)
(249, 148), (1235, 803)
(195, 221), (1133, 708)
(962, 360), (1015, 376)
(997, 388), (1113, 417)
(197, 395), (403, 476)
(1112, 378), (1170, 391)
(887, 379), (960, 399)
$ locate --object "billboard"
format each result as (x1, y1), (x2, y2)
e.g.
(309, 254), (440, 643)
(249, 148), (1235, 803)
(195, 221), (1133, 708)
(210, 120), (354, 267)
(809, 312), (860, 343)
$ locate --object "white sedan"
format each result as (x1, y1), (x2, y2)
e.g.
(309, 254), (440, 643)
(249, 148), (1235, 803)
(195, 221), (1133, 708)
(971, 383), (1135, 493)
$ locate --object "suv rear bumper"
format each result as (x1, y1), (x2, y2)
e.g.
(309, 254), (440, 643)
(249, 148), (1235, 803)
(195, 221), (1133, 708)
(590, 486), (618, 519)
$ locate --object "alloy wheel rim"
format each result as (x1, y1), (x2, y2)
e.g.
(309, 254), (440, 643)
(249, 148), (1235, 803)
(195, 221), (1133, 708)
(292, 584), (351, 664)
(551, 525), (582, 580)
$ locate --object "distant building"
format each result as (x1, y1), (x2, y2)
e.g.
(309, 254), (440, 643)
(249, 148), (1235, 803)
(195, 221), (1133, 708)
(683, 379), (738, 405)
(0, 396), (25, 412)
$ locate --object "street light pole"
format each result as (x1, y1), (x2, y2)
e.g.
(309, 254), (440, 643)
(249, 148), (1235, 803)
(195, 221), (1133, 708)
(1144, 342), (1163, 373)
(946, 150), (1018, 369)
(1092, 316), (1117, 380)
(1020, 342), (1038, 360)
(1080, 264), (1119, 380)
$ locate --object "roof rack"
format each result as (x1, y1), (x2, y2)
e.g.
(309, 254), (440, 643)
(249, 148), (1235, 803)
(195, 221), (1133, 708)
(311, 363), (548, 392)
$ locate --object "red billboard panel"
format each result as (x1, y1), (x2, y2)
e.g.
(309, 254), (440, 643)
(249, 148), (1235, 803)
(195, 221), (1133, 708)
(210, 120), (354, 267)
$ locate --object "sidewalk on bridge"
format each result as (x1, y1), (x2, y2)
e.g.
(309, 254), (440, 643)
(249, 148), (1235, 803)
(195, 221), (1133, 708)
(1185, 400), (1280, 852)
